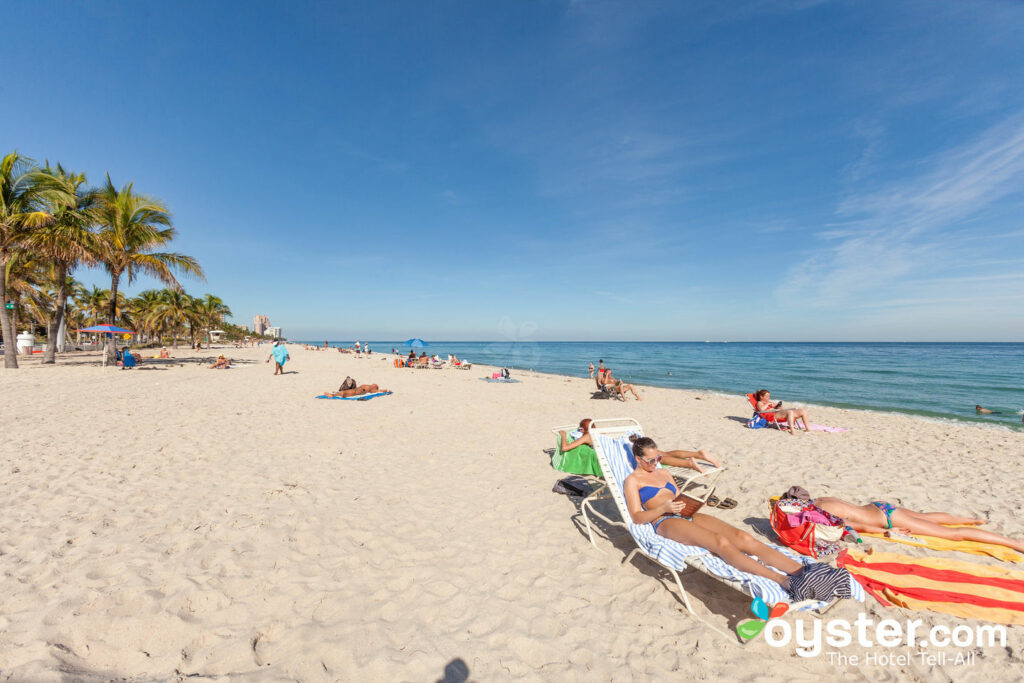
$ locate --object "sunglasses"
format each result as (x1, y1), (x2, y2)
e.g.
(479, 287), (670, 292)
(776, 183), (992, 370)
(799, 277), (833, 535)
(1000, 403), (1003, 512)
(639, 454), (662, 466)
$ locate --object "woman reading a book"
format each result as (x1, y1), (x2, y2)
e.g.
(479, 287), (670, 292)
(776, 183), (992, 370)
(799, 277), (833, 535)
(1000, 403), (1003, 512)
(624, 435), (807, 590)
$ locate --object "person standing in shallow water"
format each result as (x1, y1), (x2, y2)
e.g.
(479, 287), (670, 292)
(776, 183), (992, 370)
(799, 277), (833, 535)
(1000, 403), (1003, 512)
(267, 341), (290, 375)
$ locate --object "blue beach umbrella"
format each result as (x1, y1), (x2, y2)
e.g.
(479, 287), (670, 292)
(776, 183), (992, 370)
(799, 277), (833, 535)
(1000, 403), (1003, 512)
(404, 338), (429, 348)
(78, 325), (134, 334)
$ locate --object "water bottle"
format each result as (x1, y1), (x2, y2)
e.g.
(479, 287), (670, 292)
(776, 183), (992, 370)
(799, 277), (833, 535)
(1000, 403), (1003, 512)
(843, 526), (863, 544)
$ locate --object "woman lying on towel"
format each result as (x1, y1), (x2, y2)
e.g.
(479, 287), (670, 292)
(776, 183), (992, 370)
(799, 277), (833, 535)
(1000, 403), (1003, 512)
(322, 379), (391, 398)
(800, 489), (1024, 553)
(755, 389), (810, 434)
(561, 419), (719, 472)
(625, 435), (837, 593)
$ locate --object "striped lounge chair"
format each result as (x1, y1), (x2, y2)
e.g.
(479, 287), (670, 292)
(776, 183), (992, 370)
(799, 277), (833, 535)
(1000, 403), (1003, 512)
(584, 419), (865, 642)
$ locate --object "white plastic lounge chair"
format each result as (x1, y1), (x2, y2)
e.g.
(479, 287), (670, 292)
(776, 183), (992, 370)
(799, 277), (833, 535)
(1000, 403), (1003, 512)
(583, 419), (865, 641)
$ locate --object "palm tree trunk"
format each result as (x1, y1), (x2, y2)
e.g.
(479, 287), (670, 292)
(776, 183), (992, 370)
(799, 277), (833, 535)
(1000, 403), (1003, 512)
(105, 271), (120, 364)
(43, 262), (69, 364)
(0, 248), (18, 369)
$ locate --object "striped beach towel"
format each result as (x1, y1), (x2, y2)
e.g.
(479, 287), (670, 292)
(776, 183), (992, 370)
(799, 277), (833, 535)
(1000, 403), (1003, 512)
(861, 529), (1024, 563)
(598, 434), (865, 607)
(837, 548), (1024, 625)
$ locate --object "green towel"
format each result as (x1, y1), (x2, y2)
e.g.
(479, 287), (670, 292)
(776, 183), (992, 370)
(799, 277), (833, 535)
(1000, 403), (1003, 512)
(551, 434), (602, 477)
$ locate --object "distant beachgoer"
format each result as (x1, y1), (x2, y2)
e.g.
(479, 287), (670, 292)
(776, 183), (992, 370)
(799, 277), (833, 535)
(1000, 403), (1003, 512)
(209, 354), (230, 369)
(589, 362), (594, 379)
(598, 359), (605, 375)
(121, 347), (137, 370)
(323, 382), (390, 398)
(755, 389), (810, 434)
(366, 345), (372, 355)
(975, 405), (1001, 415)
(803, 490), (1024, 553)
(598, 368), (642, 400)
(267, 341), (290, 375)
(408, 350), (417, 362)
(159, 347), (170, 359)
(419, 351), (428, 361)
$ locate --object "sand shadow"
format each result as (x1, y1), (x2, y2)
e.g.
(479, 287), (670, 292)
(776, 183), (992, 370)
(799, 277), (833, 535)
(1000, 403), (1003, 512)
(742, 516), (777, 542)
(561, 490), (754, 635)
(436, 657), (470, 683)
(723, 415), (750, 424)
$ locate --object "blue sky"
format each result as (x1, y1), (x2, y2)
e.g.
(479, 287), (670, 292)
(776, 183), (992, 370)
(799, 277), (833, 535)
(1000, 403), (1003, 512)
(3, 1), (1023, 341)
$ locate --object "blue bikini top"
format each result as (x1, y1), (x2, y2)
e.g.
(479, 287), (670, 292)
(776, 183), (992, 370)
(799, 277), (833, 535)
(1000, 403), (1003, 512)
(638, 480), (677, 506)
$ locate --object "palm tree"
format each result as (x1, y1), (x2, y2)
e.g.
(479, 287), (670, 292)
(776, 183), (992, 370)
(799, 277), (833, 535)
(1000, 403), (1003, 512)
(78, 285), (110, 326)
(130, 289), (164, 344)
(0, 151), (68, 368)
(29, 164), (98, 363)
(194, 293), (232, 347)
(94, 176), (204, 363)
(3, 249), (48, 338)
(152, 289), (198, 349)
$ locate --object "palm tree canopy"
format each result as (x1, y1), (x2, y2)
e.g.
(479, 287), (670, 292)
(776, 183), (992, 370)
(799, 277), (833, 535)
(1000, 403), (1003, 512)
(1, 151), (71, 246)
(94, 175), (205, 287)
(25, 164), (98, 266)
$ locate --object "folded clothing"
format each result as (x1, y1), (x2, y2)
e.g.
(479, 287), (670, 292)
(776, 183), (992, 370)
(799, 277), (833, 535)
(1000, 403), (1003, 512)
(789, 563), (855, 601)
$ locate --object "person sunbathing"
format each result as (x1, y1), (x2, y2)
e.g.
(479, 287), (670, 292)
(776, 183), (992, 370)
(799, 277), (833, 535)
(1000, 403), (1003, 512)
(208, 354), (231, 369)
(625, 435), (813, 591)
(560, 419), (717, 472)
(598, 368), (638, 401)
(159, 347), (170, 359)
(798, 489), (1024, 553)
(754, 389), (810, 434)
(323, 383), (391, 398)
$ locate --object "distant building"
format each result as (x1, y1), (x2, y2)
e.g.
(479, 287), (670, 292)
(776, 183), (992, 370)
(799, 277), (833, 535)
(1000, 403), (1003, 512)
(253, 314), (270, 335)
(266, 326), (282, 339)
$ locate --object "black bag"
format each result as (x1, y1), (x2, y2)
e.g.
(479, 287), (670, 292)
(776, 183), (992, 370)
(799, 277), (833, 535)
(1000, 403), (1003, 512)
(339, 376), (356, 391)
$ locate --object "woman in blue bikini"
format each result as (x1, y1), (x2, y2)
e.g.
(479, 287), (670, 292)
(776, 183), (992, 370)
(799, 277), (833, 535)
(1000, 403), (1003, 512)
(624, 435), (809, 590)
(809, 494), (1024, 553)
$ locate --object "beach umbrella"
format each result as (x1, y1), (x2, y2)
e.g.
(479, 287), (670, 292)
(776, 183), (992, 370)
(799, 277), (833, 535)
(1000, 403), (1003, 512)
(404, 338), (429, 348)
(77, 325), (134, 334)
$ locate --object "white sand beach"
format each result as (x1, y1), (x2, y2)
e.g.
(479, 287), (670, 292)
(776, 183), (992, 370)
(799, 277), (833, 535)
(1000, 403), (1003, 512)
(2, 346), (1023, 681)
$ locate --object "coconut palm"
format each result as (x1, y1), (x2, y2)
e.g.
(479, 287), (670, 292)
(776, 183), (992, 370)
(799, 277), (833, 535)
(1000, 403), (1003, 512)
(78, 285), (110, 326)
(3, 249), (48, 338)
(130, 289), (164, 344)
(0, 151), (69, 368)
(194, 293), (232, 347)
(152, 288), (199, 348)
(29, 164), (98, 363)
(94, 175), (204, 362)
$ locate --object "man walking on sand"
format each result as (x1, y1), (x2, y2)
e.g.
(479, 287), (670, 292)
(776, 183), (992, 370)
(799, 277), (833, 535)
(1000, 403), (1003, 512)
(267, 341), (290, 375)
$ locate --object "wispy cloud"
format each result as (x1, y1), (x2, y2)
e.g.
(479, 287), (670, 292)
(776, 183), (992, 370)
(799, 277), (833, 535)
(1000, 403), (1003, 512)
(778, 111), (1024, 309)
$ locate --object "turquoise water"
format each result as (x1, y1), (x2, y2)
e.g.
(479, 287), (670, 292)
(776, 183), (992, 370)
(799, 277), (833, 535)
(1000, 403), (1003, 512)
(300, 341), (1024, 430)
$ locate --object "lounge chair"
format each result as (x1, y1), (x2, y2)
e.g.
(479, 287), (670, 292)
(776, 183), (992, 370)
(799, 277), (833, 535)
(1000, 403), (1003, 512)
(583, 418), (864, 641)
(745, 393), (787, 431)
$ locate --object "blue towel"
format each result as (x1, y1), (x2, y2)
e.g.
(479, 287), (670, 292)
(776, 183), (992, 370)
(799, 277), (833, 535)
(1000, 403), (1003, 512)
(315, 392), (391, 401)
(479, 377), (520, 383)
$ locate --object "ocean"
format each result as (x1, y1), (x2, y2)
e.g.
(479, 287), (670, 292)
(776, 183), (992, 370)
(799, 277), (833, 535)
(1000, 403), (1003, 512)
(298, 341), (1024, 431)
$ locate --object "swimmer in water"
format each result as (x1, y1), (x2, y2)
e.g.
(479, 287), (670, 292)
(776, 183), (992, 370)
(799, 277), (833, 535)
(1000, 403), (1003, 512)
(975, 405), (1002, 415)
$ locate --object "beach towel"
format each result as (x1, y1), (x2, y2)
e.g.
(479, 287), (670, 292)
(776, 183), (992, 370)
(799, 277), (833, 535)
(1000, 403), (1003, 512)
(808, 424), (847, 433)
(479, 377), (520, 383)
(315, 392), (391, 401)
(837, 548), (1024, 625)
(551, 430), (602, 477)
(860, 529), (1024, 563)
(807, 424), (848, 433)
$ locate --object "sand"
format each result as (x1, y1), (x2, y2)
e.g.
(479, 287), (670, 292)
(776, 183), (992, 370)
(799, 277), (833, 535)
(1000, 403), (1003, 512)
(1, 344), (1023, 681)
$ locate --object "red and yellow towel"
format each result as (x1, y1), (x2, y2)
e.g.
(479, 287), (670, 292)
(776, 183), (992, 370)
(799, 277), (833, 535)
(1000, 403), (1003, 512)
(838, 549), (1024, 625)
(860, 527), (1024, 563)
